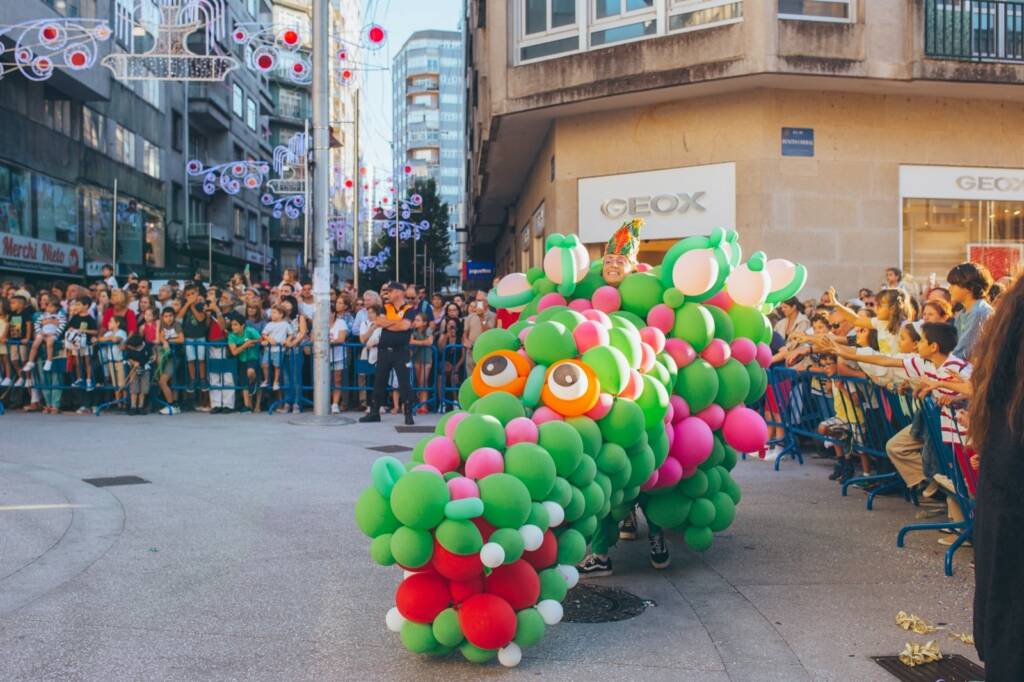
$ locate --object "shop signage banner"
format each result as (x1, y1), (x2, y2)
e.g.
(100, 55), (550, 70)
(1, 234), (83, 276)
(578, 163), (735, 244)
(781, 127), (814, 157)
(465, 260), (495, 280)
(901, 165), (1024, 201)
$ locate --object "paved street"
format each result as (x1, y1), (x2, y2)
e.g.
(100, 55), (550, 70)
(0, 414), (977, 681)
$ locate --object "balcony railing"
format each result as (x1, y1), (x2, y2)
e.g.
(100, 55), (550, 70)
(925, 0), (1024, 63)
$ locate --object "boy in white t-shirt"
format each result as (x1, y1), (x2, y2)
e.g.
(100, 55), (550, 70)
(329, 310), (349, 414)
(260, 304), (293, 391)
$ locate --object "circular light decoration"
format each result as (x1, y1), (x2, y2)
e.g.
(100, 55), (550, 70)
(382, 197), (389, 204)
(232, 28), (249, 44)
(1, 18), (112, 82)
(290, 59), (310, 82)
(252, 47), (275, 72)
(337, 49), (347, 61)
(366, 24), (386, 47)
(280, 29), (300, 47)
(403, 165), (413, 174)
(31, 56), (53, 78)
(244, 174), (261, 189)
(188, 159), (269, 197)
(344, 179), (353, 189)
(39, 24), (63, 47)
(66, 48), (90, 70)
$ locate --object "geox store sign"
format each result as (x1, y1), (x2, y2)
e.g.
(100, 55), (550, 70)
(901, 165), (1024, 202)
(578, 163), (735, 243)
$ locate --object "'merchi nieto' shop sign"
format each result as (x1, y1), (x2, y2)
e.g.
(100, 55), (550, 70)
(0, 234), (83, 275)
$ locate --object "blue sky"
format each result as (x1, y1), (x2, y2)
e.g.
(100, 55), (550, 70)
(359, 0), (463, 173)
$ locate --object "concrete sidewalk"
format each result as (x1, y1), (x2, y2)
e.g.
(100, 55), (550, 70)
(0, 414), (977, 681)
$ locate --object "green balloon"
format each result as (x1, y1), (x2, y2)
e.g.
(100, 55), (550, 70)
(596, 442), (629, 474)
(547, 476), (573, 507)
(618, 272), (664, 318)
(355, 486), (401, 538)
(432, 608), (464, 648)
(745, 360), (768, 404)
(714, 359), (751, 410)
(472, 328), (520, 363)
(469, 391), (526, 425)
(390, 471), (449, 530)
(528, 501), (550, 531)
(504, 442), (557, 501)
(445, 497), (484, 521)
(526, 267), (545, 284)
(678, 468), (709, 498)
(582, 481), (605, 517)
(514, 607), (546, 648)
(564, 485), (586, 522)
(675, 359), (719, 413)
(721, 471), (742, 504)
(626, 445), (656, 489)
(610, 310), (646, 331)
(648, 427), (669, 468)
(598, 399), (645, 448)
(412, 438), (428, 463)
(607, 327), (642, 369)
(491, 527), (525, 562)
(536, 305), (568, 323)
(701, 437), (725, 470)
(568, 454), (597, 488)
(636, 375), (669, 430)
(722, 445), (739, 471)
(436, 518), (483, 554)
(370, 533), (395, 565)
(705, 467), (723, 497)
(524, 320), (577, 365)
(453, 413), (506, 458)
(609, 489), (624, 508)
(539, 568), (569, 602)
(663, 287), (684, 308)
(672, 303), (714, 352)
(401, 620), (438, 654)
(390, 526), (433, 568)
(479, 473), (532, 528)
(435, 411), (462, 436)
(538, 421), (585, 477)
(533, 277), (556, 296)
(728, 305), (771, 343)
(508, 319), (533, 337)
(684, 525), (714, 552)
(688, 497), (716, 527)
(607, 461), (632, 492)
(593, 472), (613, 500)
(460, 642), (497, 663)
(556, 528), (586, 565)
(581, 345), (629, 396)
(709, 491), (737, 532)
(550, 309), (587, 331)
(646, 359), (671, 388)
(657, 351), (679, 385)
(573, 267), (606, 301)
(705, 304), (735, 342)
(571, 513), (597, 538)
(644, 493), (692, 529)
(458, 379), (479, 410)
(565, 416), (602, 456)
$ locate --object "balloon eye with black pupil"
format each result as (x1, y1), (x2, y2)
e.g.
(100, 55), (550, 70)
(480, 354), (517, 387)
(547, 363), (587, 400)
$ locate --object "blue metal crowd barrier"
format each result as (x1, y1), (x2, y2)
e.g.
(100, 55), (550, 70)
(438, 343), (467, 412)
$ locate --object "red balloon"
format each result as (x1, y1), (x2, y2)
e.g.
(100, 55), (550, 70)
(471, 516), (497, 542)
(450, 575), (484, 604)
(484, 560), (540, 611)
(458, 593), (517, 650)
(432, 539), (483, 581)
(395, 573), (450, 624)
(522, 529), (558, 570)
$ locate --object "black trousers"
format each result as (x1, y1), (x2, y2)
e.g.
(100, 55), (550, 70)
(371, 346), (413, 414)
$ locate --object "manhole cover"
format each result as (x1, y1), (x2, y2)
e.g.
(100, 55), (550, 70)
(872, 654), (985, 681)
(562, 583), (651, 623)
(286, 415), (356, 427)
(83, 475), (150, 488)
(395, 425), (434, 434)
(369, 445), (413, 453)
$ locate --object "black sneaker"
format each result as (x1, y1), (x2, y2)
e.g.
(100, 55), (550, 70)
(619, 509), (637, 541)
(359, 413), (381, 423)
(578, 553), (612, 578)
(404, 412), (415, 426)
(649, 532), (670, 570)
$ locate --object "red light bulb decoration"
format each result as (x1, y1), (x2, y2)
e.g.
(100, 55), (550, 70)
(403, 165), (413, 174)
(366, 24), (386, 46)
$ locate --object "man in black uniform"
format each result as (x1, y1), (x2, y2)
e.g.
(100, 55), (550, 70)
(359, 282), (416, 425)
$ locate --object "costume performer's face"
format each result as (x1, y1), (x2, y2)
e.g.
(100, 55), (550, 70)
(602, 254), (633, 286)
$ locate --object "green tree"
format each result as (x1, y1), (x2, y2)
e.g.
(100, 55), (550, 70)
(366, 178), (452, 291)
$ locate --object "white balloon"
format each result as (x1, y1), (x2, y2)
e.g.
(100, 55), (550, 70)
(519, 524), (544, 551)
(726, 263), (771, 307)
(672, 248), (719, 296)
(543, 243), (589, 285)
(765, 258), (796, 293)
(556, 564), (579, 589)
(498, 643), (523, 668)
(480, 542), (506, 568)
(495, 272), (531, 312)
(542, 500), (565, 528)
(385, 606), (405, 633)
(536, 599), (564, 625)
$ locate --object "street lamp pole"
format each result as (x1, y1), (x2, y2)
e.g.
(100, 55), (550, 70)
(310, 0), (331, 416)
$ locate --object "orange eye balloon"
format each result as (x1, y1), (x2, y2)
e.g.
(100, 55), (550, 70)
(472, 350), (532, 397)
(540, 360), (600, 417)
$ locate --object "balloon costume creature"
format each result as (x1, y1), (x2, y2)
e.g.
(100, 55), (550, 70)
(355, 218), (807, 667)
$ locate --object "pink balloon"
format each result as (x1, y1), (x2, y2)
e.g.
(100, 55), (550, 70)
(664, 338), (697, 369)
(444, 412), (469, 439)
(664, 422), (675, 450)
(538, 292), (568, 311)
(592, 286), (622, 313)
(640, 469), (660, 491)
(619, 369), (644, 400)
(731, 338), (757, 365)
(635, 262), (653, 272)
(585, 393), (614, 420)
(505, 417), (539, 446)
(423, 436), (461, 473)
(655, 457), (683, 489)
(722, 406), (769, 453)
(664, 400), (674, 425)
(518, 327), (532, 345)
(679, 465), (698, 480)
(531, 406), (564, 425)
(413, 464), (444, 476)
(639, 343), (656, 374)
(465, 447), (505, 479)
(647, 304), (675, 334)
(580, 309), (612, 327)
(756, 342), (773, 369)
(517, 347), (531, 361)
(567, 298), (591, 312)
(701, 338), (731, 368)
(695, 404), (726, 431)
(639, 326), (667, 354)
(573, 320), (610, 355)
(671, 417), (715, 469)
(669, 395), (690, 423)
(447, 476), (480, 500)
(704, 290), (734, 310)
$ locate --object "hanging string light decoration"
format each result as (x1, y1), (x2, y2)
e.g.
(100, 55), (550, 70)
(332, 23), (388, 87)
(232, 20), (310, 84)
(344, 247), (391, 271)
(262, 193), (305, 220)
(187, 159), (270, 195)
(376, 193), (429, 241)
(262, 133), (307, 217)
(0, 18), (112, 81)
(102, 0), (237, 81)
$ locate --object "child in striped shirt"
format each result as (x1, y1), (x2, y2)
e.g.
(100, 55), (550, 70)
(21, 297), (67, 374)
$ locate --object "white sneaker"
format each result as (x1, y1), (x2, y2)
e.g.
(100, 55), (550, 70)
(14, 377), (25, 387)
(21, 361), (34, 372)
(292, 405), (302, 414)
(330, 404), (340, 414)
(160, 405), (174, 415)
(0, 377), (11, 387)
(259, 380), (269, 388)
(76, 406), (90, 415)
(760, 446), (782, 462)
(43, 360), (52, 372)
(272, 382), (280, 391)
